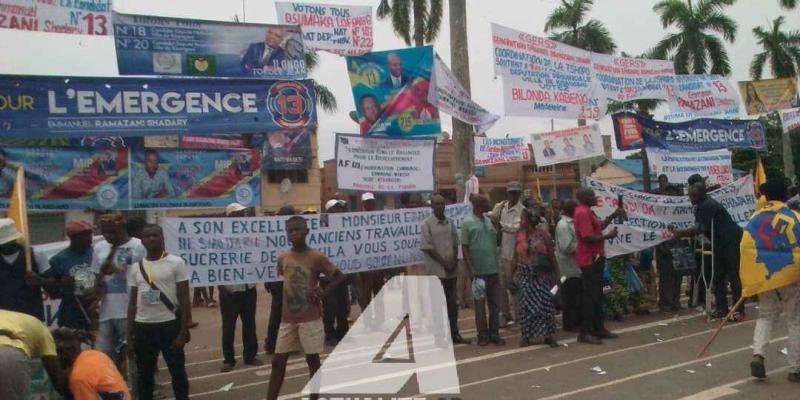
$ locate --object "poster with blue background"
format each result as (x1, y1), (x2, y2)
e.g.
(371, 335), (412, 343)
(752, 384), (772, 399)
(347, 46), (441, 137)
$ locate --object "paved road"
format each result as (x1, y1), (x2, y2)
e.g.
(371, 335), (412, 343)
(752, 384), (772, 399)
(154, 288), (797, 400)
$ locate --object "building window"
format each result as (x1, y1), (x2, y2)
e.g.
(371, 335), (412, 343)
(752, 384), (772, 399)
(267, 170), (309, 184)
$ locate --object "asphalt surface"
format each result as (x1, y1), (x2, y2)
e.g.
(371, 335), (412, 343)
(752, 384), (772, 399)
(154, 287), (798, 400)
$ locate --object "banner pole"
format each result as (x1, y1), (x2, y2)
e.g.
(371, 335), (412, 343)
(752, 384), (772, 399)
(695, 296), (747, 358)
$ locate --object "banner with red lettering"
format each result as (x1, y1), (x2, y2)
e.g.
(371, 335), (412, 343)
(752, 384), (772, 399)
(275, 2), (372, 56)
(474, 136), (530, 166)
(665, 75), (741, 120)
(780, 107), (800, 134)
(0, 0), (111, 35)
(592, 53), (674, 102)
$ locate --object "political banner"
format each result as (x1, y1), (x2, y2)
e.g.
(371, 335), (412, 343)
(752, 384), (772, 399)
(740, 201), (800, 297)
(0, 0), (111, 35)
(591, 53), (674, 102)
(612, 112), (766, 152)
(130, 148), (260, 209)
(530, 124), (603, 167)
(474, 136), (530, 166)
(0, 75), (317, 137)
(335, 134), (435, 193)
(112, 12), (306, 79)
(347, 46), (441, 136)
(429, 54), (499, 133)
(647, 147), (733, 186)
(181, 135), (246, 150)
(261, 127), (312, 170)
(163, 203), (472, 285)
(0, 146), (128, 210)
(275, 2), (372, 56)
(739, 78), (800, 115)
(584, 175), (755, 257)
(780, 107), (800, 134)
(491, 23), (606, 120)
(666, 75), (741, 119)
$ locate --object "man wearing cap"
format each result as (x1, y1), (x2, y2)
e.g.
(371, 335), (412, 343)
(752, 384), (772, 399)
(490, 181), (525, 326)
(322, 198), (350, 344)
(0, 218), (44, 320)
(42, 221), (96, 330)
(358, 192), (386, 330)
(219, 203), (263, 372)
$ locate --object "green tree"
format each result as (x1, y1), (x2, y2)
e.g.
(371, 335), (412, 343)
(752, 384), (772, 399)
(652, 0), (737, 75)
(780, 0), (796, 9)
(544, 0), (616, 54)
(732, 113), (799, 181)
(750, 16), (800, 80)
(377, 0), (443, 47)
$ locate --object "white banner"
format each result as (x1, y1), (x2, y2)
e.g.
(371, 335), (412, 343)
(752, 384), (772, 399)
(780, 107), (800, 134)
(275, 2), (372, 56)
(0, 0), (111, 35)
(666, 74), (741, 120)
(530, 124), (604, 166)
(335, 134), (435, 193)
(474, 136), (530, 166)
(164, 204), (472, 285)
(429, 55), (500, 133)
(592, 53), (675, 102)
(585, 175), (755, 257)
(647, 147), (733, 186)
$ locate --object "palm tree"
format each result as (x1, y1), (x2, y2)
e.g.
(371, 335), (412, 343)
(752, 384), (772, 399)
(544, 0), (616, 54)
(780, 0), (796, 9)
(652, 0), (737, 75)
(750, 16), (800, 80)
(377, 0), (443, 47)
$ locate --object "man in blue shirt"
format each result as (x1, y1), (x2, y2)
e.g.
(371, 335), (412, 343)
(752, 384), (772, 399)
(44, 221), (95, 330)
(133, 149), (175, 199)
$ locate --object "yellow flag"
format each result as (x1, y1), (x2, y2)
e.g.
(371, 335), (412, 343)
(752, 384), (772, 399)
(7, 166), (32, 271)
(754, 157), (766, 195)
(740, 201), (800, 297)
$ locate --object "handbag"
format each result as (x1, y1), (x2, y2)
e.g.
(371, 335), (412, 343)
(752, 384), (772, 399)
(138, 261), (191, 342)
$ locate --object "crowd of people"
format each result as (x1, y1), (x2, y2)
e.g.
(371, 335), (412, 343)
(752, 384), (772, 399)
(1, 173), (800, 400)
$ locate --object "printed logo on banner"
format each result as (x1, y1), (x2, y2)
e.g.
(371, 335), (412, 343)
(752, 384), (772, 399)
(267, 81), (315, 128)
(96, 184), (120, 209)
(235, 184), (254, 206)
(153, 53), (182, 74)
(614, 115), (644, 149)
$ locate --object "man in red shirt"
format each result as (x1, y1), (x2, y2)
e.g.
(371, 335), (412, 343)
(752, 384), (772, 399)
(574, 188), (624, 345)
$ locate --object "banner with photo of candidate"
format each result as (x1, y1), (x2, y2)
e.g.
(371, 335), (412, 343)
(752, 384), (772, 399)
(0, 146), (128, 210)
(666, 75), (741, 119)
(0, 75), (317, 137)
(739, 78), (800, 115)
(647, 147), (733, 186)
(347, 46), (441, 136)
(112, 12), (306, 79)
(780, 107), (800, 134)
(474, 136), (530, 166)
(275, 2), (372, 56)
(261, 128), (312, 170)
(591, 53), (675, 102)
(131, 148), (260, 209)
(429, 54), (499, 133)
(530, 124), (604, 167)
(0, 0), (111, 35)
(612, 112), (767, 152)
(335, 134), (435, 192)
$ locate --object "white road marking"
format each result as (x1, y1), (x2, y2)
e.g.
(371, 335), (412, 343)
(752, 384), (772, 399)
(676, 366), (789, 400)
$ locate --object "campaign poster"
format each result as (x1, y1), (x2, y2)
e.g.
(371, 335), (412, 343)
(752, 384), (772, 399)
(491, 23), (606, 120)
(429, 54), (499, 133)
(112, 12), (306, 79)
(591, 53), (675, 102)
(530, 124), (604, 167)
(275, 2), (373, 56)
(666, 75), (741, 119)
(0, 0), (111, 35)
(335, 133), (435, 192)
(181, 135), (246, 150)
(0, 146), (128, 210)
(347, 46), (441, 136)
(647, 147), (733, 186)
(0, 75), (317, 137)
(739, 78), (800, 115)
(262, 127), (312, 170)
(474, 136), (530, 166)
(780, 107), (800, 134)
(130, 148), (260, 209)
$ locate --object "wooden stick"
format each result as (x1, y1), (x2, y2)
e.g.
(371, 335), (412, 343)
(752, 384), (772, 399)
(695, 296), (747, 358)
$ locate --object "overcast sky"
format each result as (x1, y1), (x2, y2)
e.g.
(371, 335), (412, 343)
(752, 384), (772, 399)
(1, 0), (797, 163)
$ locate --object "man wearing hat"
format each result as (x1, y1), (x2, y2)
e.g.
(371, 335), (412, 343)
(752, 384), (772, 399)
(490, 181), (526, 326)
(0, 218), (44, 320)
(42, 221), (96, 329)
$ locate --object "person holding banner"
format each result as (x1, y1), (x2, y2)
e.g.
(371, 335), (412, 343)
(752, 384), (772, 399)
(0, 218), (44, 320)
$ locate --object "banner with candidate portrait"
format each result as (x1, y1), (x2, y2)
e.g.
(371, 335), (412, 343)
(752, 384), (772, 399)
(275, 2), (373, 56)
(530, 124), (604, 167)
(0, 146), (129, 210)
(261, 127), (312, 170)
(666, 75), (741, 120)
(739, 78), (800, 115)
(0, 0), (111, 35)
(112, 12), (306, 79)
(130, 148), (260, 209)
(474, 136), (530, 166)
(347, 46), (441, 136)
(0, 75), (317, 137)
(780, 107), (800, 134)
(591, 53), (675, 102)
(612, 112), (767, 152)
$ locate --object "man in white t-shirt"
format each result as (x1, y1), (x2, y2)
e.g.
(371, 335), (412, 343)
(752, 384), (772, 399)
(127, 224), (191, 400)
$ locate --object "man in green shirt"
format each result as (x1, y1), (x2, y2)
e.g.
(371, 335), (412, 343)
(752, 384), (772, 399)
(461, 194), (505, 346)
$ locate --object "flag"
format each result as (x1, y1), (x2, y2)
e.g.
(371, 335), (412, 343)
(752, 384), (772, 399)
(754, 157), (766, 195)
(7, 166), (32, 271)
(739, 201), (800, 297)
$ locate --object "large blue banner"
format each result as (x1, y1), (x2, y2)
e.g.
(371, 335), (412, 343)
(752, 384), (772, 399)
(112, 12), (306, 79)
(0, 75), (317, 137)
(347, 46), (441, 137)
(612, 112), (767, 152)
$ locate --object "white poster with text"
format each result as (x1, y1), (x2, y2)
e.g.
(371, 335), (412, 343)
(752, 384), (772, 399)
(474, 136), (530, 166)
(647, 147), (733, 186)
(592, 53), (675, 102)
(275, 2), (373, 56)
(666, 74), (741, 119)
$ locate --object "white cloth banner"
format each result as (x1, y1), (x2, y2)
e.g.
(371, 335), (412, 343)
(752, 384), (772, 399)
(492, 23), (606, 120)
(780, 107), (800, 134)
(335, 134), (435, 192)
(666, 74), (741, 120)
(0, 0), (112, 35)
(429, 55), (500, 133)
(474, 136), (530, 166)
(530, 124), (604, 166)
(647, 147), (733, 186)
(592, 53), (675, 102)
(584, 175), (755, 257)
(163, 204), (472, 285)
(275, 2), (372, 56)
